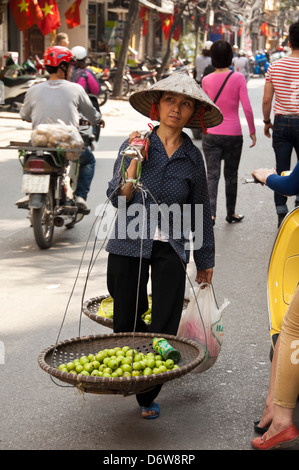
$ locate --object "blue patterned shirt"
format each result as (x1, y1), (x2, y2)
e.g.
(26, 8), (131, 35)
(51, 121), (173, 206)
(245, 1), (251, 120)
(106, 126), (214, 270)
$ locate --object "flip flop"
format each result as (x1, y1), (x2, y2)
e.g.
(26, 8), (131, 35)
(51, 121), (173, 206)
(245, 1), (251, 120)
(140, 402), (160, 419)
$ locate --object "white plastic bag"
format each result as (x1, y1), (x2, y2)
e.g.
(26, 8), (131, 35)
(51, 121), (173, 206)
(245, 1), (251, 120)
(177, 284), (229, 373)
(31, 120), (84, 161)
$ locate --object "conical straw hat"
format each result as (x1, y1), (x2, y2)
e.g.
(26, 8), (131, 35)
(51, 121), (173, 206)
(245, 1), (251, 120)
(129, 70), (223, 129)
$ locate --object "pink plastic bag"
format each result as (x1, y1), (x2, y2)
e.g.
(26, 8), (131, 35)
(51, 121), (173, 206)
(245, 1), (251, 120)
(177, 284), (229, 373)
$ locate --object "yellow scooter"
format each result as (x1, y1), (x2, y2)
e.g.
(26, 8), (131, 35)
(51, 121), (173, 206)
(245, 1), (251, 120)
(267, 206), (299, 352)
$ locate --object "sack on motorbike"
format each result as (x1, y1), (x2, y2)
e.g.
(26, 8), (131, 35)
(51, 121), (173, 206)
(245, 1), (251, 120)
(177, 284), (229, 373)
(31, 121), (84, 161)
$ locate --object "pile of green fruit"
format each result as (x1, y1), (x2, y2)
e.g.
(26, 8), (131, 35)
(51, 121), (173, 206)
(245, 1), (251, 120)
(97, 296), (152, 324)
(58, 346), (180, 378)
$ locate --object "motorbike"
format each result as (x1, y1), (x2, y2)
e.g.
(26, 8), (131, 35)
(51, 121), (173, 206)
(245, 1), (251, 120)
(0, 61), (46, 111)
(14, 104), (100, 249)
(90, 64), (131, 97)
(126, 62), (157, 91)
(90, 68), (112, 106)
(245, 175), (299, 359)
(267, 207), (299, 353)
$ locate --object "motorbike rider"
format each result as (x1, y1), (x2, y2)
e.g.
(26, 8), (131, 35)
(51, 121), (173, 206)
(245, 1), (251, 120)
(70, 46), (101, 96)
(18, 46), (103, 211)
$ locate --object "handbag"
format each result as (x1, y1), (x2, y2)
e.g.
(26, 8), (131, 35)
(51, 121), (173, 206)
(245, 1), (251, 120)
(213, 70), (234, 104)
(177, 283), (229, 373)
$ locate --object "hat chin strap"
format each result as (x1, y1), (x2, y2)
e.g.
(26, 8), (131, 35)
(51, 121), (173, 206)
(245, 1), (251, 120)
(150, 103), (160, 121)
(187, 107), (208, 134)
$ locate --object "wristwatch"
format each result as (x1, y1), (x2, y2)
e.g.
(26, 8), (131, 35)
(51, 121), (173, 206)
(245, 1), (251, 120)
(263, 119), (271, 124)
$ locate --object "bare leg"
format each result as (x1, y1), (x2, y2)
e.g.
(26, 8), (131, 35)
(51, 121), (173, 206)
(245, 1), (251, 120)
(258, 336), (280, 428)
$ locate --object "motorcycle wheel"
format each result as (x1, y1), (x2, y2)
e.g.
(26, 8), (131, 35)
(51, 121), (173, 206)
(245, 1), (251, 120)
(32, 191), (54, 249)
(121, 78), (130, 96)
(98, 92), (108, 107)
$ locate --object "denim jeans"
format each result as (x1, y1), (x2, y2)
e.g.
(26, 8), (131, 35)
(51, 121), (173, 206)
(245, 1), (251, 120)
(75, 145), (96, 200)
(272, 115), (299, 214)
(202, 134), (243, 217)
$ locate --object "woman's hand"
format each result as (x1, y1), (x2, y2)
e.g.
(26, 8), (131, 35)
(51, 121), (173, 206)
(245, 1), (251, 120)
(129, 131), (141, 143)
(249, 132), (256, 148)
(195, 268), (213, 287)
(251, 167), (277, 185)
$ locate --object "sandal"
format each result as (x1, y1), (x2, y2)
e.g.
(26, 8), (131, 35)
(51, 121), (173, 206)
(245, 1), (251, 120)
(140, 402), (160, 419)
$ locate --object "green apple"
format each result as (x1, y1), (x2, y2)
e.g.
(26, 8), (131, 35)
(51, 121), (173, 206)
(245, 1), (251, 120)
(84, 363), (94, 373)
(91, 360), (100, 370)
(95, 352), (106, 363)
(165, 359), (174, 369)
(79, 356), (89, 366)
(121, 363), (131, 373)
(121, 356), (132, 365)
(107, 359), (118, 370)
(75, 364), (84, 374)
(66, 362), (75, 371)
(133, 361), (143, 371)
(146, 358), (156, 369)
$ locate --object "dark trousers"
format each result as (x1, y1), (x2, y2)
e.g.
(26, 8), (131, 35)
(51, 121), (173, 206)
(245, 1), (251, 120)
(272, 115), (299, 214)
(107, 241), (186, 406)
(202, 134), (243, 217)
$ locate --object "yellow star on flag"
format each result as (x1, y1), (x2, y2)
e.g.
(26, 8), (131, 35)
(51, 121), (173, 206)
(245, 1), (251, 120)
(18, 0), (30, 13)
(164, 18), (171, 27)
(41, 1), (54, 16)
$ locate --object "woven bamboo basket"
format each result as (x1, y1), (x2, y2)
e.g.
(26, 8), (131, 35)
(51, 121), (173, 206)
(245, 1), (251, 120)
(82, 295), (189, 330)
(38, 332), (205, 396)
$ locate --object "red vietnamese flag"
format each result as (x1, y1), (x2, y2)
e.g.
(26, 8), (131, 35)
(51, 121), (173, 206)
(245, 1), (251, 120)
(159, 13), (173, 41)
(173, 7), (181, 41)
(139, 6), (149, 36)
(64, 0), (82, 29)
(37, 0), (61, 35)
(9, 0), (43, 31)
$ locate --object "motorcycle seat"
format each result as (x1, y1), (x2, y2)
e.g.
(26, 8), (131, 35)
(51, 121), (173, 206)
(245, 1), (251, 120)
(0, 76), (35, 87)
(130, 70), (153, 76)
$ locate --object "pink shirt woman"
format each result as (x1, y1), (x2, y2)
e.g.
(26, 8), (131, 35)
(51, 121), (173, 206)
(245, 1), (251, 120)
(201, 40), (256, 225)
(202, 70), (255, 136)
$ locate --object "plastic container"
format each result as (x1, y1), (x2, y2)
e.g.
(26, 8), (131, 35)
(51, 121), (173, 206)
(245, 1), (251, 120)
(152, 337), (181, 363)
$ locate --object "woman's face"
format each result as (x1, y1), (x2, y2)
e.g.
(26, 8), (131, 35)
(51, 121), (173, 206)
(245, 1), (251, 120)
(158, 92), (196, 130)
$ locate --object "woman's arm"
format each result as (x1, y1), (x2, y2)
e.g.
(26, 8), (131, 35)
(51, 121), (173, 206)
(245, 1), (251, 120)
(252, 162), (299, 196)
(239, 75), (256, 146)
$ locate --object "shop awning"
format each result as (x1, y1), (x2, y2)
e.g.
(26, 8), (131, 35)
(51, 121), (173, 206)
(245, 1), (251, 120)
(139, 0), (174, 15)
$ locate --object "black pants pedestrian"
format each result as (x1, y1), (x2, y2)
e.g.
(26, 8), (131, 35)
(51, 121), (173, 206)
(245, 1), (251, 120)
(202, 134), (243, 218)
(107, 241), (186, 406)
